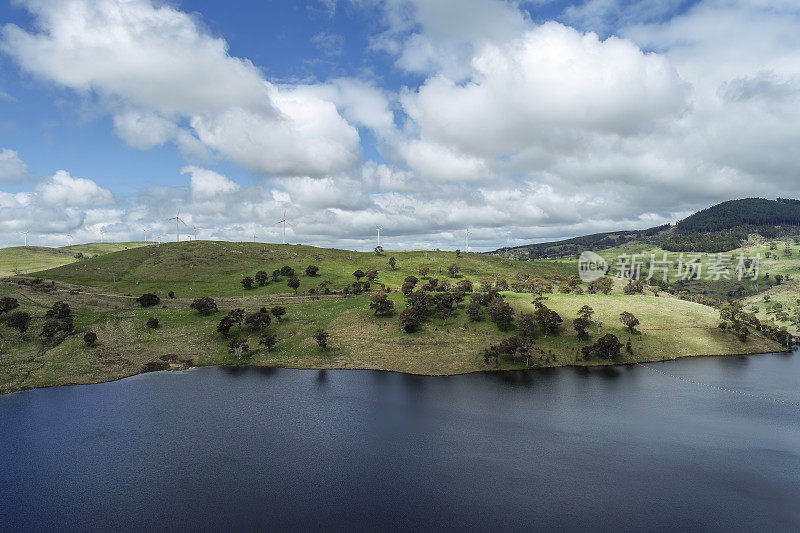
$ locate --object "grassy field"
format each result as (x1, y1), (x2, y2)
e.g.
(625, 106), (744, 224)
(0, 242), (151, 277)
(0, 275), (781, 394)
(31, 241), (575, 298)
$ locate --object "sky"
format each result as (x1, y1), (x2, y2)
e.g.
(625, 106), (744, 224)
(1, 0), (799, 251)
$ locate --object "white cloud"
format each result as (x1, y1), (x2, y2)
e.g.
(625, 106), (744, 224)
(182, 166), (240, 200)
(36, 170), (114, 207)
(0, 148), (28, 182)
(1, 0), (362, 177)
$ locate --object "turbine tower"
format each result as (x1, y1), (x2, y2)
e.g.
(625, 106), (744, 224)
(465, 229), (471, 252)
(100, 227), (105, 243)
(142, 227), (148, 242)
(193, 225), (199, 241)
(21, 231), (28, 247)
(67, 233), (73, 247)
(167, 207), (187, 242)
(276, 209), (292, 245)
(376, 227), (383, 248)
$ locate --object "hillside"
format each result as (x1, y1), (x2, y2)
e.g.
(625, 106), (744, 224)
(493, 198), (800, 258)
(0, 242), (150, 277)
(31, 241), (574, 298)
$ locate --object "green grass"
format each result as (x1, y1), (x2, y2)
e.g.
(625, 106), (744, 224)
(0, 242), (151, 277)
(30, 241), (575, 298)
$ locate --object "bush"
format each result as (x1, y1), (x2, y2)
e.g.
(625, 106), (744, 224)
(0, 297), (20, 315)
(137, 293), (161, 308)
(370, 293), (395, 316)
(280, 265), (295, 277)
(241, 276), (255, 290)
(488, 299), (514, 330)
(146, 317), (160, 329)
(305, 265), (319, 277)
(287, 276), (300, 294)
(190, 296), (218, 316)
(255, 270), (269, 286)
(83, 331), (97, 347)
(313, 329), (329, 350)
(271, 306), (287, 321)
(45, 301), (71, 319)
(168, 291), (176, 299)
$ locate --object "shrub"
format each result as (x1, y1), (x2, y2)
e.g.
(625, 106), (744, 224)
(6, 311), (31, 338)
(83, 331), (97, 347)
(287, 276), (300, 294)
(0, 297), (20, 315)
(271, 306), (287, 321)
(305, 265), (319, 277)
(168, 291), (176, 299)
(280, 265), (295, 277)
(137, 293), (161, 308)
(241, 276), (255, 290)
(314, 329), (329, 350)
(255, 270), (269, 286)
(45, 301), (71, 319)
(146, 317), (160, 329)
(370, 293), (395, 316)
(190, 296), (218, 316)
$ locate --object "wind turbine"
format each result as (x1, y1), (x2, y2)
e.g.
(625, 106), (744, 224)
(21, 231), (28, 247)
(276, 209), (292, 245)
(100, 227), (105, 243)
(142, 227), (149, 242)
(157, 234), (163, 245)
(193, 225), (199, 241)
(465, 229), (471, 252)
(167, 207), (187, 242)
(67, 233), (73, 247)
(376, 227), (383, 248)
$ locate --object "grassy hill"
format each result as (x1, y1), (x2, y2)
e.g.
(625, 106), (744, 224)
(0, 242), (151, 277)
(31, 241), (574, 298)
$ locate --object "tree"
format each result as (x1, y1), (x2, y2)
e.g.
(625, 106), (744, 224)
(399, 307), (422, 333)
(388, 256), (397, 270)
(467, 300), (482, 321)
(241, 276), (255, 290)
(365, 268), (379, 282)
(435, 293), (454, 324)
(280, 265), (295, 277)
(83, 331), (98, 347)
(137, 293), (161, 308)
(374, 246), (384, 255)
(573, 316), (591, 341)
(271, 306), (287, 321)
(581, 334), (622, 360)
(401, 281), (416, 296)
(457, 279), (473, 293)
(287, 276), (301, 294)
(488, 299), (514, 330)
(147, 317), (160, 329)
(45, 301), (71, 319)
(518, 312), (536, 338)
(352, 269), (365, 282)
(255, 270), (269, 286)
(447, 263), (460, 277)
(6, 311), (31, 339)
(588, 277), (614, 295)
(0, 297), (20, 315)
(190, 296), (218, 316)
(259, 332), (277, 351)
(577, 305), (594, 321)
(41, 318), (74, 345)
(418, 266), (430, 279)
(305, 265), (319, 277)
(619, 311), (640, 334)
(775, 274), (784, 285)
(271, 269), (281, 282)
(534, 306), (562, 336)
(217, 309), (245, 337)
(455, 249), (461, 258)
(370, 293), (395, 316)
(244, 311), (271, 331)
(314, 329), (329, 350)
(228, 337), (250, 360)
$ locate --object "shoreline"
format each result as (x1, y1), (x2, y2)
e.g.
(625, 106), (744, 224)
(2, 346), (793, 396)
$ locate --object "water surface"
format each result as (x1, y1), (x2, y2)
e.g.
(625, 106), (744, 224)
(2, 351), (799, 531)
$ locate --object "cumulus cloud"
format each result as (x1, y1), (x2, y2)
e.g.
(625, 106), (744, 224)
(1, 0), (361, 176)
(36, 170), (114, 207)
(0, 148), (28, 182)
(182, 166), (240, 200)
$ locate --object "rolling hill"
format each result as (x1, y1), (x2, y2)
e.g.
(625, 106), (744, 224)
(0, 242), (151, 277)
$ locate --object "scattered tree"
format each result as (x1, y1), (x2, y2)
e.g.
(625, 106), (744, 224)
(365, 268), (379, 282)
(271, 269), (281, 282)
(45, 301), (71, 319)
(6, 311), (31, 339)
(418, 266), (430, 279)
(168, 291), (176, 299)
(370, 293), (395, 316)
(619, 311), (640, 334)
(314, 329), (329, 350)
(190, 296), (218, 316)
(287, 276), (301, 294)
(146, 317), (160, 329)
(241, 276), (255, 290)
(259, 332), (277, 351)
(588, 277), (614, 295)
(581, 334), (622, 360)
(489, 299), (514, 330)
(0, 297), (20, 315)
(271, 306), (287, 322)
(457, 279), (473, 293)
(518, 312), (536, 338)
(467, 299), (482, 321)
(447, 264), (460, 277)
(255, 270), (269, 286)
(573, 316), (591, 341)
(388, 256), (396, 270)
(137, 293), (161, 308)
(305, 265), (319, 277)
(399, 307), (422, 333)
(352, 269), (365, 282)
(280, 265), (295, 277)
(244, 310), (271, 331)
(228, 337), (250, 360)
(534, 306), (562, 336)
(83, 331), (98, 347)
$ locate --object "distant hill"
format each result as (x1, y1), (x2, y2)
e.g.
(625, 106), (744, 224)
(0, 242), (149, 276)
(493, 198), (800, 258)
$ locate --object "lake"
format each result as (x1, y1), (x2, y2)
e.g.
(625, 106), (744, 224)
(2, 351), (799, 531)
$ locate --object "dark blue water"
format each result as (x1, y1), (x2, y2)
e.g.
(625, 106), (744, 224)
(2, 351), (799, 532)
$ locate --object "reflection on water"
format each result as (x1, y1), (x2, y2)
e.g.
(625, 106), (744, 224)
(1, 350), (799, 532)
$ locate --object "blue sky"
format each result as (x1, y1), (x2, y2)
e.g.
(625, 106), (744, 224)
(1, 0), (799, 249)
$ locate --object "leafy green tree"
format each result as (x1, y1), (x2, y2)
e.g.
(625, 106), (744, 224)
(0, 297), (20, 315)
(287, 276), (301, 294)
(418, 266), (430, 279)
(388, 256), (396, 270)
(489, 299), (514, 330)
(305, 265), (319, 277)
(581, 334), (622, 360)
(352, 269), (365, 282)
(314, 329), (329, 350)
(190, 296), (218, 316)
(228, 337), (250, 360)
(447, 264), (460, 277)
(255, 270), (269, 286)
(370, 293), (395, 316)
(365, 268), (379, 282)
(534, 306), (562, 336)
(45, 301), (72, 319)
(271, 269), (281, 282)
(271, 306), (287, 322)
(259, 332), (277, 351)
(244, 311), (271, 331)
(573, 316), (591, 341)
(6, 311), (31, 339)
(399, 307), (422, 333)
(619, 311), (640, 334)
(137, 293), (161, 308)
(518, 312), (536, 338)
(146, 317), (159, 329)
(467, 300), (482, 321)
(280, 266), (295, 277)
(241, 276), (255, 290)
(83, 331), (98, 347)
